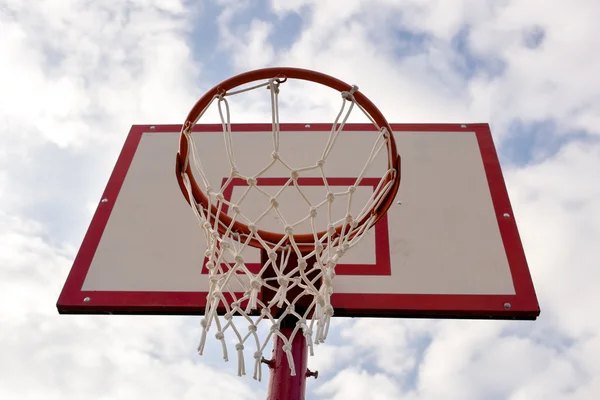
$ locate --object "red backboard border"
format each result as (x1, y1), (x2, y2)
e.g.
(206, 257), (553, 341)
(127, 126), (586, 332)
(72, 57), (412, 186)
(57, 123), (540, 320)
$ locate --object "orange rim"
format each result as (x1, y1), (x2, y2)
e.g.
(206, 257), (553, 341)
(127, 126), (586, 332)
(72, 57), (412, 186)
(176, 67), (401, 250)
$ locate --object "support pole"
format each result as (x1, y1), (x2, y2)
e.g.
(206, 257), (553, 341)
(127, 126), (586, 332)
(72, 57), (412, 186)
(266, 320), (309, 400)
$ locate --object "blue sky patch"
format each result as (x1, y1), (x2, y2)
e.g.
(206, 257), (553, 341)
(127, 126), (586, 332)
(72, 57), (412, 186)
(522, 25), (546, 49)
(500, 119), (593, 166)
(451, 25), (507, 79)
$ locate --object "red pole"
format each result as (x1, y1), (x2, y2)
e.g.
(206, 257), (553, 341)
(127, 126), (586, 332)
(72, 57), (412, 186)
(266, 325), (309, 400)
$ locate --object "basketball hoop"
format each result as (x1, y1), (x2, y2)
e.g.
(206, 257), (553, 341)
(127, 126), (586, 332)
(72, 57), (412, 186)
(175, 67), (400, 381)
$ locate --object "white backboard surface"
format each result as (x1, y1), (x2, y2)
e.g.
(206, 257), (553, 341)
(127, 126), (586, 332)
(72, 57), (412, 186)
(57, 124), (539, 319)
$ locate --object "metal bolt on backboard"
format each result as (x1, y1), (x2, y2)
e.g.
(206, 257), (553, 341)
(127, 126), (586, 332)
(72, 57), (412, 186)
(306, 370), (319, 379)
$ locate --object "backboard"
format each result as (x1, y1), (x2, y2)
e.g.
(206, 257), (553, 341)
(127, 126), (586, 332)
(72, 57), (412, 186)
(57, 123), (539, 320)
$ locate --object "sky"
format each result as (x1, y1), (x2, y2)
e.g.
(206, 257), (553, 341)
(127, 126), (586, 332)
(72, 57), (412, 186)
(1, 0), (599, 399)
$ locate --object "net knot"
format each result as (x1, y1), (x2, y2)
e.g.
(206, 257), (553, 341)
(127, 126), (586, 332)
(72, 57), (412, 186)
(284, 225), (293, 235)
(348, 185), (357, 194)
(268, 79), (281, 94)
(269, 278), (288, 307)
(236, 343), (244, 351)
(309, 207), (317, 218)
(341, 85), (358, 100)
(248, 278), (262, 310)
(206, 261), (215, 271)
(234, 253), (244, 263)
(324, 305), (334, 317)
(327, 224), (336, 236)
(209, 276), (219, 284)
(270, 197), (279, 208)
(315, 242), (323, 254)
(326, 192), (335, 202)
(224, 312), (232, 321)
(200, 318), (207, 328)
(246, 177), (257, 186)
(277, 276), (289, 286)
(248, 325), (257, 332)
(290, 170), (299, 180)
(268, 251), (277, 261)
(221, 242), (230, 250)
(317, 159), (325, 167)
(215, 332), (225, 340)
(298, 259), (307, 271)
(270, 325), (279, 333)
(250, 279), (262, 290)
(216, 192), (225, 201)
(300, 323), (312, 337)
(231, 166), (239, 177)
(271, 151), (279, 160)
(254, 351), (262, 360)
(282, 344), (292, 352)
(248, 224), (257, 233)
(232, 205), (241, 214)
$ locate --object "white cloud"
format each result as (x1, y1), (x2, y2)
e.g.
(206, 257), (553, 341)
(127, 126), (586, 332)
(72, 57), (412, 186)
(264, 0), (600, 138)
(0, 0), (201, 150)
(307, 343), (354, 373)
(0, 210), (263, 399)
(314, 368), (403, 400)
(339, 319), (437, 377)
(506, 141), (600, 336)
(217, 6), (275, 70)
(413, 320), (583, 399)
(0, 211), (73, 318)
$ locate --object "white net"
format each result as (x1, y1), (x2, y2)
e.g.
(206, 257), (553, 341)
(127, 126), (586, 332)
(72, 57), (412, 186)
(178, 77), (396, 380)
